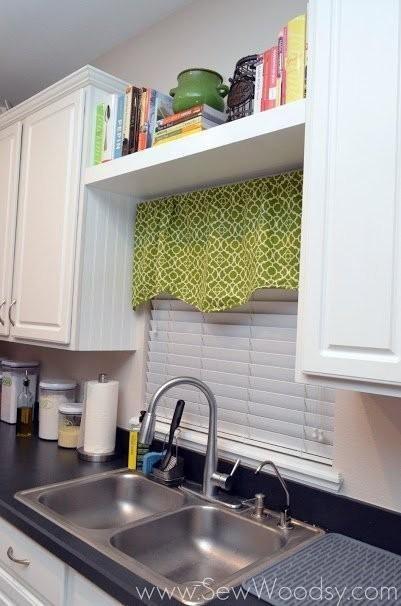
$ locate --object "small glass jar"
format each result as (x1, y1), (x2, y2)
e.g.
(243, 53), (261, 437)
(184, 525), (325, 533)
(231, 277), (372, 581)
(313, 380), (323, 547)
(1, 360), (40, 424)
(39, 380), (77, 440)
(58, 404), (83, 449)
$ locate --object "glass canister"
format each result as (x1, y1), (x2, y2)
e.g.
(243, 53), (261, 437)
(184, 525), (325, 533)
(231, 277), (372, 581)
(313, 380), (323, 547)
(58, 403), (83, 449)
(39, 380), (77, 440)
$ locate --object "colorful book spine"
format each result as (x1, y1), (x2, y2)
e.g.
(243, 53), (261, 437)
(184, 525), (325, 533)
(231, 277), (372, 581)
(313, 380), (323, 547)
(154, 116), (216, 141)
(93, 103), (106, 165)
(102, 97), (117, 163)
(304, 12), (308, 98)
(153, 126), (205, 146)
(122, 87), (132, 156)
(157, 109), (225, 132)
(137, 89), (150, 151)
(286, 14), (306, 103)
(261, 47), (277, 111)
(281, 26), (288, 104)
(146, 89), (156, 149)
(113, 94), (125, 159)
(253, 55), (264, 113)
(157, 104), (225, 128)
(128, 87), (143, 154)
(147, 91), (174, 147)
(276, 28), (286, 106)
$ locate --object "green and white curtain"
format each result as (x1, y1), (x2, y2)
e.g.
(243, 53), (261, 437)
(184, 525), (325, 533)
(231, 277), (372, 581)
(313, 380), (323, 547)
(133, 170), (303, 312)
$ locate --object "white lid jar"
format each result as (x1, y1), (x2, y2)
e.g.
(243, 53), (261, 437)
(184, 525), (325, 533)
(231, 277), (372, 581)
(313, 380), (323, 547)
(39, 379), (77, 441)
(58, 403), (83, 449)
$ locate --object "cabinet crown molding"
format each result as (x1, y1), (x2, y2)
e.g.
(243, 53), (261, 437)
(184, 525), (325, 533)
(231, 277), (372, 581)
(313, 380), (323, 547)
(0, 65), (128, 129)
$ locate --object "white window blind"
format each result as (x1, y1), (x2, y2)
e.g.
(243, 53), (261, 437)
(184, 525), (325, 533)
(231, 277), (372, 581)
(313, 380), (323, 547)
(145, 291), (335, 462)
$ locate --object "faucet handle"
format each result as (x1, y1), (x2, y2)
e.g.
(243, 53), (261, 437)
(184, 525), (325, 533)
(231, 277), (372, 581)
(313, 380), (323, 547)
(211, 458), (241, 492)
(229, 458), (241, 480)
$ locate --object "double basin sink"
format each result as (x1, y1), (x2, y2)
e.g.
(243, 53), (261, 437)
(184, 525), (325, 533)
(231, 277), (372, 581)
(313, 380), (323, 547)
(16, 469), (323, 605)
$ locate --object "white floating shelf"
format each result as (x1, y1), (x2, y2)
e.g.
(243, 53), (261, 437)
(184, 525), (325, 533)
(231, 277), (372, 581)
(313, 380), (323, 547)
(85, 99), (305, 199)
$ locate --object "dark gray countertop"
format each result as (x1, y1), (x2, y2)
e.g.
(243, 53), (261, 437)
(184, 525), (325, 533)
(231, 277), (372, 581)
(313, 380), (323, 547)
(0, 422), (262, 606)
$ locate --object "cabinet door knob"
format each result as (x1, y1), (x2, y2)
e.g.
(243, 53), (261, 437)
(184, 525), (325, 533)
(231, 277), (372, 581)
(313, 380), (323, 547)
(7, 546), (30, 566)
(8, 299), (16, 327)
(0, 299), (5, 326)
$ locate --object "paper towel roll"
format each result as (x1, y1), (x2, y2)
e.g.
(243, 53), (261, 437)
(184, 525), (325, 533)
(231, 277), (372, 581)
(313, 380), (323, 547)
(83, 378), (119, 454)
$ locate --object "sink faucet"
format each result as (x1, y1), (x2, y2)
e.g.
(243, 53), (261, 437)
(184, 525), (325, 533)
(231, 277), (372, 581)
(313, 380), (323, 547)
(255, 460), (292, 529)
(139, 377), (240, 499)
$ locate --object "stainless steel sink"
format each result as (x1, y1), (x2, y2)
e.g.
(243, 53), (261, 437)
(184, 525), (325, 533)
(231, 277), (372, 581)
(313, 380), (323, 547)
(37, 472), (185, 529)
(16, 469), (324, 605)
(110, 505), (286, 584)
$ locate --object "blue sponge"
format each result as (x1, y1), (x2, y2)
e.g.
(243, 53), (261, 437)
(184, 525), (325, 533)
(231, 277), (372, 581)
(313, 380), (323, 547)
(142, 451), (165, 475)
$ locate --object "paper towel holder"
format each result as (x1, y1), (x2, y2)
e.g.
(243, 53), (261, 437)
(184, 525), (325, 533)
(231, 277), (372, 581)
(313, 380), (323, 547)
(77, 372), (117, 463)
(77, 447), (116, 462)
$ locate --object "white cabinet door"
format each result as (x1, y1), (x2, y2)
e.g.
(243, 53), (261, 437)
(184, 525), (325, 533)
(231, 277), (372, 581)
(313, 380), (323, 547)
(11, 90), (84, 344)
(297, 0), (401, 389)
(0, 563), (47, 606)
(67, 570), (121, 605)
(0, 517), (65, 605)
(0, 122), (21, 337)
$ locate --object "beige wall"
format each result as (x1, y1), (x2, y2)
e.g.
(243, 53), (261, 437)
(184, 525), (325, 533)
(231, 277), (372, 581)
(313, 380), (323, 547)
(334, 391), (401, 511)
(3, 0), (401, 515)
(0, 308), (149, 428)
(94, 0), (308, 97)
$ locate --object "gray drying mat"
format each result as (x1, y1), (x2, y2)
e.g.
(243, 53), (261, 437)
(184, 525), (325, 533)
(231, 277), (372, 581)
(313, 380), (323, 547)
(242, 533), (401, 605)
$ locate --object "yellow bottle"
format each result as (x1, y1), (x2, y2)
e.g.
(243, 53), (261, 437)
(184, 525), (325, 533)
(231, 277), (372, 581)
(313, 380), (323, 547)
(128, 417), (140, 470)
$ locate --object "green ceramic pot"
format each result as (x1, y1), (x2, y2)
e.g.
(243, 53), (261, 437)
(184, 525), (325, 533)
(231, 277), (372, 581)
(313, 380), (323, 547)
(169, 68), (229, 113)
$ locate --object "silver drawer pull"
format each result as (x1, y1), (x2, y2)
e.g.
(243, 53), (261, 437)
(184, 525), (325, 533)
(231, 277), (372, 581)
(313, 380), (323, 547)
(0, 299), (5, 326)
(8, 299), (16, 327)
(7, 546), (30, 566)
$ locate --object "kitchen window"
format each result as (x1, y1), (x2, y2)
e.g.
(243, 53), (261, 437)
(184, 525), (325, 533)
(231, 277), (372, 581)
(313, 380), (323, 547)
(144, 289), (342, 491)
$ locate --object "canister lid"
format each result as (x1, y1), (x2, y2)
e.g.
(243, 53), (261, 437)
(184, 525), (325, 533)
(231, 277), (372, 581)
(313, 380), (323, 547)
(40, 379), (77, 391)
(2, 359), (40, 368)
(59, 403), (83, 415)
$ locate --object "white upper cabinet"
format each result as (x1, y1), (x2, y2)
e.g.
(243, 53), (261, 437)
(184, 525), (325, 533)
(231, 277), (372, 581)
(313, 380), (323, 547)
(0, 66), (136, 350)
(12, 91), (84, 344)
(0, 123), (21, 338)
(297, 0), (401, 393)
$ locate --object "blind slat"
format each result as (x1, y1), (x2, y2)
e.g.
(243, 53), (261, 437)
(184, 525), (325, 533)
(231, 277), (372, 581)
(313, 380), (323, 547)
(146, 295), (335, 461)
(150, 332), (297, 355)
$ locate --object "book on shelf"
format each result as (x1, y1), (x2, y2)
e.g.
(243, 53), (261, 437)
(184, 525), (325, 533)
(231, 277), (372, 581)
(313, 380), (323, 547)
(304, 11), (309, 99)
(128, 86), (144, 155)
(261, 47), (278, 111)
(253, 55), (264, 113)
(276, 27), (287, 106)
(137, 88), (174, 150)
(137, 88), (150, 152)
(102, 96), (119, 163)
(93, 103), (106, 165)
(122, 86), (132, 156)
(153, 116), (217, 146)
(118, 87), (173, 156)
(252, 12), (306, 116)
(113, 94), (125, 159)
(156, 104), (226, 130)
(146, 90), (174, 147)
(153, 128), (204, 146)
(286, 14), (307, 103)
(93, 98), (119, 164)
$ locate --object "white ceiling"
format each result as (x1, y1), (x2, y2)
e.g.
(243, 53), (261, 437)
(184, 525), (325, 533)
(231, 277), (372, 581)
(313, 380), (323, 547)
(0, 0), (194, 105)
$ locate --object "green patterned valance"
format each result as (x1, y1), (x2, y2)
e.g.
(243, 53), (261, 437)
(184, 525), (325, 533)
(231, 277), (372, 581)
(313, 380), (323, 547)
(133, 170), (302, 312)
